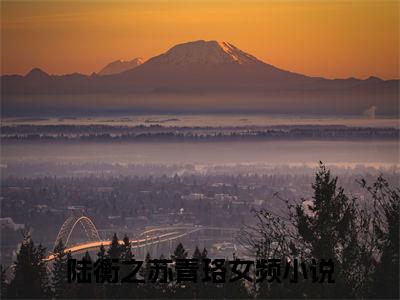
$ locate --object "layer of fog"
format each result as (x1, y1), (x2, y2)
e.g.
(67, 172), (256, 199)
(3, 113), (399, 128)
(2, 141), (398, 168)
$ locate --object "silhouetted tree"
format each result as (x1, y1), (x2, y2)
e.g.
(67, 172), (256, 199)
(97, 244), (106, 259)
(295, 162), (358, 297)
(107, 233), (122, 260)
(93, 244), (107, 297)
(76, 251), (100, 298)
(1, 265), (8, 298)
(119, 235), (139, 298)
(363, 176), (399, 298)
(200, 248), (208, 260)
(104, 234), (122, 298)
(51, 240), (69, 298)
(172, 243), (187, 260)
(242, 163), (372, 298)
(190, 246), (212, 298)
(121, 234), (133, 261)
(169, 243), (190, 297)
(8, 235), (50, 298)
(139, 252), (153, 298)
(192, 246), (202, 260)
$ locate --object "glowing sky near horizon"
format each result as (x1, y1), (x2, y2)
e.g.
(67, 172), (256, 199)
(1, 0), (398, 79)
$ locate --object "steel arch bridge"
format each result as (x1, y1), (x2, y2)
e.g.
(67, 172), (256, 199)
(53, 215), (100, 251)
(46, 214), (239, 262)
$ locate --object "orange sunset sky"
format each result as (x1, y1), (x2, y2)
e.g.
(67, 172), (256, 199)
(1, 0), (399, 79)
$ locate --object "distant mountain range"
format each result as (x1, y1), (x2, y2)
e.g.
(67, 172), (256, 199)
(1, 40), (398, 116)
(98, 58), (144, 75)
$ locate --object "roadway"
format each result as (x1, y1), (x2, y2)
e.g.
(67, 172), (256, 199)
(44, 226), (239, 262)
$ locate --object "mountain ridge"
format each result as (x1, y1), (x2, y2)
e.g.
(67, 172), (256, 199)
(99, 57), (144, 75)
(1, 40), (398, 116)
(2, 40), (390, 81)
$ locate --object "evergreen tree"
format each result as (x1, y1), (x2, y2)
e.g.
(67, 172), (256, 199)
(119, 235), (139, 298)
(192, 246), (208, 298)
(295, 162), (358, 298)
(76, 251), (100, 298)
(121, 234), (133, 261)
(243, 163), (370, 298)
(8, 235), (50, 298)
(105, 234), (122, 298)
(64, 252), (75, 298)
(140, 251), (152, 282)
(365, 176), (399, 298)
(1, 265), (8, 299)
(169, 243), (189, 298)
(107, 233), (122, 260)
(201, 247), (208, 260)
(192, 246), (202, 260)
(172, 243), (187, 260)
(94, 244), (107, 297)
(140, 252), (153, 298)
(51, 240), (69, 298)
(97, 244), (106, 259)
(37, 243), (52, 297)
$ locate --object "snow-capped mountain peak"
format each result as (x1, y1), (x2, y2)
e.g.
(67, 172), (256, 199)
(148, 40), (261, 66)
(217, 41), (259, 64)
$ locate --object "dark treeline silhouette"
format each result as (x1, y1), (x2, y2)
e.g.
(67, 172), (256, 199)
(2, 124), (398, 137)
(2, 126), (398, 142)
(0, 235), (249, 299)
(1, 164), (398, 298)
(241, 163), (399, 298)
